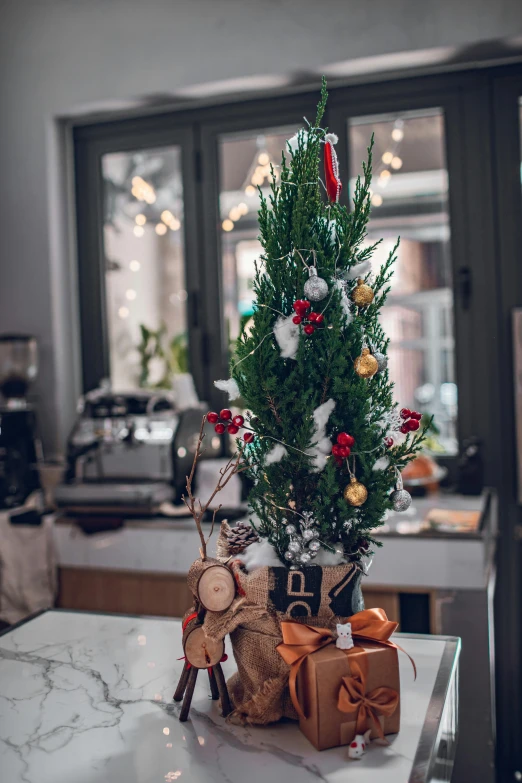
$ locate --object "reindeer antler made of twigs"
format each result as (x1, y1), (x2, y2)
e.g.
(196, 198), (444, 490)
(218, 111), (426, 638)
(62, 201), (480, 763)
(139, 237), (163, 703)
(183, 415), (251, 560)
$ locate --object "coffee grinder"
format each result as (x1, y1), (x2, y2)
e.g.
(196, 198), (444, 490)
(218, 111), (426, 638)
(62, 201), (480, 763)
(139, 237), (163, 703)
(0, 334), (41, 508)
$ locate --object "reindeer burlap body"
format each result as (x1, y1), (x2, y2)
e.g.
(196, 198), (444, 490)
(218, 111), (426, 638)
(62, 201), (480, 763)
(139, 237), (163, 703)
(199, 529), (364, 725)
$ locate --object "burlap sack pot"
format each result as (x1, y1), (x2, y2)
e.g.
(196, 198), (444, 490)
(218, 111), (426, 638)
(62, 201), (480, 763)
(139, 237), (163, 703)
(199, 529), (364, 725)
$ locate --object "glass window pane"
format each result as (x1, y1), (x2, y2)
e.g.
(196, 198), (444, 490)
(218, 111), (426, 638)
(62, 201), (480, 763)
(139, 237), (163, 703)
(219, 127), (299, 342)
(102, 147), (187, 389)
(349, 110), (457, 454)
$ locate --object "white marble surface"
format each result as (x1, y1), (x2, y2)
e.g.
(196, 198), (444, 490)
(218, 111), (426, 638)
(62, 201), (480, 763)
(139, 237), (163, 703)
(53, 517), (488, 589)
(0, 610), (451, 783)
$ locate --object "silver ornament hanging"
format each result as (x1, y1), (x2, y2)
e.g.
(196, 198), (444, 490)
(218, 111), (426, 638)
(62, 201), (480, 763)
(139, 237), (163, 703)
(309, 539), (321, 552)
(302, 528), (314, 541)
(390, 471), (412, 512)
(285, 524), (297, 535)
(390, 489), (412, 512)
(299, 552), (312, 564)
(288, 540), (302, 554)
(284, 550), (295, 561)
(374, 352), (388, 373)
(303, 267), (328, 302)
(343, 520), (353, 532)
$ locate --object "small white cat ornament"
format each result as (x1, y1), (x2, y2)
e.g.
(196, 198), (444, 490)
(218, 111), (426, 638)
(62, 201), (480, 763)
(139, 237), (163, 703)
(335, 622), (354, 650)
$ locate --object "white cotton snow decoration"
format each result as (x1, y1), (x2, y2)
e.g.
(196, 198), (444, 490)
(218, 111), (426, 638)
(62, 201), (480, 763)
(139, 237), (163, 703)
(334, 280), (353, 325)
(314, 547), (346, 566)
(372, 456), (390, 472)
(274, 314), (300, 359)
(237, 538), (282, 572)
(343, 259), (372, 282)
(214, 378), (240, 400)
(306, 398), (336, 472)
(287, 130), (308, 155)
(265, 443), (288, 465)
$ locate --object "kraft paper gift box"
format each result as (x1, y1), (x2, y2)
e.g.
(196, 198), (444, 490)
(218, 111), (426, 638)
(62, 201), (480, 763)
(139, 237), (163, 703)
(297, 641), (400, 751)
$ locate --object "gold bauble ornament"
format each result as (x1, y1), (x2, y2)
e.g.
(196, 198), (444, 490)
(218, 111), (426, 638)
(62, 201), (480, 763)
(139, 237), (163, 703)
(354, 347), (379, 378)
(351, 278), (374, 307)
(343, 477), (368, 507)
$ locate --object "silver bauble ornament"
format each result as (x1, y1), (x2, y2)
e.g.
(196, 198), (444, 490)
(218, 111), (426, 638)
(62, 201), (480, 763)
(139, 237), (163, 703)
(311, 528), (320, 538)
(343, 520), (353, 532)
(309, 539), (321, 552)
(303, 267), (328, 302)
(285, 524), (297, 535)
(374, 352), (388, 373)
(302, 528), (315, 541)
(299, 552), (312, 564)
(284, 550), (295, 561)
(390, 488), (412, 512)
(288, 540), (302, 554)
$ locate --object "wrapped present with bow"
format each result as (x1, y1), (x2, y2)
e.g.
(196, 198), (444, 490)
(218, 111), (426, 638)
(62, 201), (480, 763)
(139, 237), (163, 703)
(276, 608), (415, 751)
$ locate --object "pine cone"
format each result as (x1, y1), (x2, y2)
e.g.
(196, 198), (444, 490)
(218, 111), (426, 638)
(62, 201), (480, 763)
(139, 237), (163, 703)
(226, 521), (259, 555)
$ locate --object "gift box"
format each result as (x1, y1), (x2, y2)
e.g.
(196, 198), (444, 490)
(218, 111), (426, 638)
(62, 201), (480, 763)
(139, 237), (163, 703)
(297, 639), (400, 750)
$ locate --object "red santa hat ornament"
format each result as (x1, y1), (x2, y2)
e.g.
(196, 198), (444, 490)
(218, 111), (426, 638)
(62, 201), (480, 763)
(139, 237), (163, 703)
(324, 133), (342, 203)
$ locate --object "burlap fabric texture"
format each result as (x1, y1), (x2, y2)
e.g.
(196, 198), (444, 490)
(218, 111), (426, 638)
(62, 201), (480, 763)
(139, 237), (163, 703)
(190, 523), (364, 725)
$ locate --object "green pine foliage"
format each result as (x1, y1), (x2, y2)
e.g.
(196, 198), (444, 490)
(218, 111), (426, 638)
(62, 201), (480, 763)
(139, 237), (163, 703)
(231, 79), (428, 563)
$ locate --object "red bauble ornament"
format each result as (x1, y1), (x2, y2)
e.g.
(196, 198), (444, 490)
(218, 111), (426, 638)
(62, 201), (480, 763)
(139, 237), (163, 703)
(331, 444), (342, 457)
(324, 134), (342, 203)
(400, 408), (411, 420)
(214, 423), (225, 434)
(337, 432), (355, 447)
(400, 423), (409, 434)
(207, 411), (219, 424)
(304, 324), (315, 335)
(337, 445), (351, 459)
(243, 431), (254, 443)
(384, 437), (394, 448)
(410, 411), (422, 420)
(232, 415), (244, 427)
(220, 408), (232, 421)
(315, 313), (325, 324)
(308, 312), (319, 322)
(227, 424), (239, 435)
(407, 419), (420, 431)
(292, 315), (302, 325)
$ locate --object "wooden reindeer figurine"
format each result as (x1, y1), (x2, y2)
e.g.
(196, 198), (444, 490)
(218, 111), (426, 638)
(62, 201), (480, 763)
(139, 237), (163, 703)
(173, 415), (249, 722)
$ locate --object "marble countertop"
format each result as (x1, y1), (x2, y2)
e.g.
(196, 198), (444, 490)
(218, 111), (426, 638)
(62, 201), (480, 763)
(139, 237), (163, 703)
(0, 610), (459, 783)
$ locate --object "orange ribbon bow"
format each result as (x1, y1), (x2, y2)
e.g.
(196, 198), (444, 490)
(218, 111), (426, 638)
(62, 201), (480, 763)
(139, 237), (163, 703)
(276, 608), (416, 721)
(337, 655), (399, 740)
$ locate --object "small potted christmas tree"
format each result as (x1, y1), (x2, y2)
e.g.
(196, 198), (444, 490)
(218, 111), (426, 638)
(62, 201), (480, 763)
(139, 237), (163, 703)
(185, 79), (428, 725)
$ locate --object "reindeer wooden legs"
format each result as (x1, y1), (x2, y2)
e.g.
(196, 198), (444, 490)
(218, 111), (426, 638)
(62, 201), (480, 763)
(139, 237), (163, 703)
(174, 661), (231, 722)
(174, 614), (232, 722)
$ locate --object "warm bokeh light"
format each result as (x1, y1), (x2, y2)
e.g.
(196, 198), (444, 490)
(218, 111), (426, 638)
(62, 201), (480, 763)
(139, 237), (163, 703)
(133, 226), (144, 237)
(381, 151), (393, 165)
(222, 219), (234, 232)
(391, 156), (403, 170)
(135, 213), (146, 225)
(118, 306), (129, 319)
(155, 223), (168, 235)
(130, 260), (141, 272)
(125, 289), (136, 301)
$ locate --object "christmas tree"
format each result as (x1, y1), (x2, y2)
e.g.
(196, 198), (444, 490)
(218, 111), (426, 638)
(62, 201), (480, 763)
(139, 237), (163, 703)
(216, 79), (428, 569)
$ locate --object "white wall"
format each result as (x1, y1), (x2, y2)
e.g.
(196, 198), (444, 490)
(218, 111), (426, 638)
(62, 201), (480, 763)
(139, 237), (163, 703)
(0, 0), (521, 455)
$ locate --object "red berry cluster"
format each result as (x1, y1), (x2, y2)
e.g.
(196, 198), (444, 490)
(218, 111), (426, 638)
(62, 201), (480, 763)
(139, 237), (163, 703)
(207, 410), (255, 442)
(399, 408), (422, 434)
(331, 432), (355, 465)
(292, 300), (325, 335)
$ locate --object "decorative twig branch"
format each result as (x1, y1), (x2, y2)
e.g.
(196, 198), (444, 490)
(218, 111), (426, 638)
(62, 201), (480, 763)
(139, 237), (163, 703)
(183, 415), (250, 560)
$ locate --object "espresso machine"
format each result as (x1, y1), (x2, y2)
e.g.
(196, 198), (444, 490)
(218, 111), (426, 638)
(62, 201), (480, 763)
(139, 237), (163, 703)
(0, 334), (41, 509)
(55, 387), (223, 515)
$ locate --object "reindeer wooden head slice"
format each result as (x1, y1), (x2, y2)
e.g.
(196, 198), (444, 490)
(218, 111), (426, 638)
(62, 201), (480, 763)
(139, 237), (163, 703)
(187, 558), (236, 613)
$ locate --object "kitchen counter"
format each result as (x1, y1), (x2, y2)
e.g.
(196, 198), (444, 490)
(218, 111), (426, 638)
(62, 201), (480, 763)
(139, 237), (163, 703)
(0, 610), (459, 783)
(53, 490), (494, 590)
